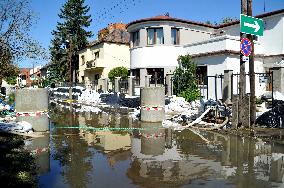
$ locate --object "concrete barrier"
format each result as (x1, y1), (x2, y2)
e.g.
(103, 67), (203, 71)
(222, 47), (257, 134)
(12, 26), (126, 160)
(140, 87), (165, 122)
(15, 88), (48, 112)
(16, 114), (50, 132)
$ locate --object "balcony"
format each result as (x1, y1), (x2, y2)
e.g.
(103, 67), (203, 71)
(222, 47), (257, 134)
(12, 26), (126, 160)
(85, 59), (105, 70)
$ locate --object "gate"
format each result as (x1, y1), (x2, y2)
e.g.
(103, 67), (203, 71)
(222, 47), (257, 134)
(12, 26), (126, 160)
(231, 72), (274, 102)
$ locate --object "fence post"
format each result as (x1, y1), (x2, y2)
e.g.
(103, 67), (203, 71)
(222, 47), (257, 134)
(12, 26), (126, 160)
(103, 78), (108, 93)
(128, 76), (135, 96)
(145, 75), (152, 87)
(166, 74), (174, 96)
(271, 67), (284, 95)
(223, 70), (233, 104)
(115, 77), (121, 93)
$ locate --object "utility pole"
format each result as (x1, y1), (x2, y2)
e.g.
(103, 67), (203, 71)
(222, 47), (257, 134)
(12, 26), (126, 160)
(68, 39), (73, 100)
(239, 0), (247, 128)
(247, 0), (256, 126)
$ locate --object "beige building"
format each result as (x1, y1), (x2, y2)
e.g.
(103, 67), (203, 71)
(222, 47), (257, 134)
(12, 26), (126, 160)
(78, 23), (130, 86)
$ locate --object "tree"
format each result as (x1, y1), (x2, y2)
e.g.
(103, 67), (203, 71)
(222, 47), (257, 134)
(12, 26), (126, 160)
(173, 55), (200, 102)
(220, 17), (237, 24)
(108, 66), (129, 82)
(0, 0), (47, 86)
(48, 0), (93, 82)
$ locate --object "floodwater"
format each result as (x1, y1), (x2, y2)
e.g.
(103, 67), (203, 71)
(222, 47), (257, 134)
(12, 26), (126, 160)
(30, 102), (284, 188)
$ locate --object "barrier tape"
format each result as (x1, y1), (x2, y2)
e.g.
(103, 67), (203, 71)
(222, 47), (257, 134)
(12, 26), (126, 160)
(141, 106), (164, 111)
(141, 133), (165, 138)
(16, 111), (48, 117)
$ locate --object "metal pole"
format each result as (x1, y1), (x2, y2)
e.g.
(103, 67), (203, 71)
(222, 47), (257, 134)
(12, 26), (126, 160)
(247, 0), (256, 126)
(215, 75), (218, 101)
(69, 39), (73, 100)
(271, 71), (274, 107)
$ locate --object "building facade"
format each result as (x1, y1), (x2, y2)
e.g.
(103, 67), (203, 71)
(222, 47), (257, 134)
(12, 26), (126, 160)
(127, 9), (284, 98)
(78, 23), (130, 86)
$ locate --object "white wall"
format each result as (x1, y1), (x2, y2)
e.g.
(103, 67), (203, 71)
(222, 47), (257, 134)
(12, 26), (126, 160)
(185, 35), (263, 55)
(130, 45), (185, 69)
(260, 14), (283, 55)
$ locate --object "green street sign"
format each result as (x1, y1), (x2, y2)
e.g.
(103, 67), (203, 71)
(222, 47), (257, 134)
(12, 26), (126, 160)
(240, 14), (264, 36)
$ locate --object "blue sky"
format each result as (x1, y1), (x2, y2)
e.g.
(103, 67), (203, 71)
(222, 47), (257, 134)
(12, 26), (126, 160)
(22, 0), (284, 67)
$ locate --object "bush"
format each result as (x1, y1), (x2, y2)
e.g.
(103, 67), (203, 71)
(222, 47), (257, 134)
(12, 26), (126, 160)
(108, 66), (128, 81)
(173, 55), (200, 102)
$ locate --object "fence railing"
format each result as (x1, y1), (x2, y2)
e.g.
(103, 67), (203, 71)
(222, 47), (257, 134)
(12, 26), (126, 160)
(119, 79), (128, 94)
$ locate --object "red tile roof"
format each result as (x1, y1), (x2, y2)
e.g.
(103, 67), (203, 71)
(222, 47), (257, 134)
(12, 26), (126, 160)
(127, 9), (284, 29)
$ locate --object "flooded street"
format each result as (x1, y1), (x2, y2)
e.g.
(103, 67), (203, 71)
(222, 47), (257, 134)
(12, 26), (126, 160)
(33, 102), (284, 188)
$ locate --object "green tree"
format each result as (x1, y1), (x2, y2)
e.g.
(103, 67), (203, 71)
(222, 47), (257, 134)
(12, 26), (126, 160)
(0, 0), (46, 87)
(173, 55), (200, 102)
(220, 17), (237, 24)
(48, 0), (93, 82)
(108, 66), (129, 81)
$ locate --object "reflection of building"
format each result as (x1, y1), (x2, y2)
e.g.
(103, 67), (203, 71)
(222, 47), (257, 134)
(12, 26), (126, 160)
(128, 126), (284, 187)
(79, 130), (131, 152)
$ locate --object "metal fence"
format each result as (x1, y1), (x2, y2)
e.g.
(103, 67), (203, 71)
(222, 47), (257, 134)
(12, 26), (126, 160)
(119, 79), (128, 94)
(232, 72), (273, 102)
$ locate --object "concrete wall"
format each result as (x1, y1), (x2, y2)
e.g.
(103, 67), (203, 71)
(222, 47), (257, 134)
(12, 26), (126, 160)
(15, 88), (49, 112)
(185, 35), (263, 55)
(130, 45), (185, 70)
(260, 14), (283, 55)
(102, 42), (130, 78)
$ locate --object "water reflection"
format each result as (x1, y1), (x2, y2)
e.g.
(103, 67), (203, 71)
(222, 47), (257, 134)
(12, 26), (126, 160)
(41, 102), (284, 188)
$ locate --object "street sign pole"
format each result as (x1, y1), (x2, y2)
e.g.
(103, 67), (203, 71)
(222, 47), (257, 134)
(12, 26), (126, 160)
(247, 0), (256, 127)
(237, 0), (247, 129)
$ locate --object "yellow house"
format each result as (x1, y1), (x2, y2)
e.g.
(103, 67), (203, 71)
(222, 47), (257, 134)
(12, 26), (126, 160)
(78, 23), (130, 85)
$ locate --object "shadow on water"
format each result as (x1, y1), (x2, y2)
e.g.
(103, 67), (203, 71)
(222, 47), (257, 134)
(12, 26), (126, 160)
(35, 102), (284, 188)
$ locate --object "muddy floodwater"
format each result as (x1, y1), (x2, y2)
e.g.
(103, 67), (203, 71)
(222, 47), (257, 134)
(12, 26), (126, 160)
(32, 102), (284, 188)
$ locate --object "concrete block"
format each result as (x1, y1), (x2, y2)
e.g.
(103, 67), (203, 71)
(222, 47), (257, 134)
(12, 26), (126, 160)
(140, 87), (165, 122)
(15, 88), (48, 112)
(17, 114), (50, 132)
(223, 70), (233, 104)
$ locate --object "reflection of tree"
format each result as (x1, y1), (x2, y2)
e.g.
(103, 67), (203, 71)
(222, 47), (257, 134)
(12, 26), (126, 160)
(51, 106), (93, 188)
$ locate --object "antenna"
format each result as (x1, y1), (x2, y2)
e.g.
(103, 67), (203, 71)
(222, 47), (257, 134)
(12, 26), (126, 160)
(264, 0), (266, 13)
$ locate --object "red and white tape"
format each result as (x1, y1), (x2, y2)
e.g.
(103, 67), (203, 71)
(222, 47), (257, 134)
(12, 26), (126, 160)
(16, 111), (47, 117)
(141, 106), (164, 111)
(141, 133), (165, 138)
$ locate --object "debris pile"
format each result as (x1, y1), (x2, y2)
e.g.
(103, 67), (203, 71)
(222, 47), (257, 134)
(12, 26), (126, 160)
(165, 97), (202, 123)
(78, 89), (101, 105)
(0, 121), (33, 134)
(255, 100), (284, 128)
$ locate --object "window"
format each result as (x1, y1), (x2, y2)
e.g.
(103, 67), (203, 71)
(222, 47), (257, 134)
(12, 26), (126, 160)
(81, 76), (85, 82)
(196, 66), (207, 85)
(147, 28), (164, 45)
(171, 28), (180, 45)
(132, 31), (139, 46)
(94, 52), (99, 59)
(81, 55), (85, 65)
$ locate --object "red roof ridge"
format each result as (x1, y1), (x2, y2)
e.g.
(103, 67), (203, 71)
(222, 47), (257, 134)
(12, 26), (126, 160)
(127, 9), (284, 29)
